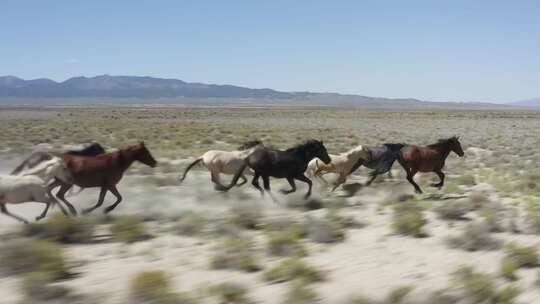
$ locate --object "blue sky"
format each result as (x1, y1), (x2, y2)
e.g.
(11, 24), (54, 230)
(1, 1), (539, 102)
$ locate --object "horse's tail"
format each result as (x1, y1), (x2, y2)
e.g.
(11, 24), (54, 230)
(219, 162), (248, 191)
(179, 158), (203, 182)
(10, 161), (27, 175)
(369, 150), (400, 177)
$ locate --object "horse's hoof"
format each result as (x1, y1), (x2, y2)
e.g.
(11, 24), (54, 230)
(415, 189), (423, 194)
(35, 216), (44, 221)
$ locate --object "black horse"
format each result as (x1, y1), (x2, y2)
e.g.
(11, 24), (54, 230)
(11, 143), (106, 175)
(221, 139), (331, 199)
(349, 143), (405, 186)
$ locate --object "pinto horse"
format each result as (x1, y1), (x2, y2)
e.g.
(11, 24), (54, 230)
(10, 143), (106, 175)
(397, 136), (464, 194)
(223, 139), (331, 199)
(306, 144), (371, 191)
(48, 142), (157, 214)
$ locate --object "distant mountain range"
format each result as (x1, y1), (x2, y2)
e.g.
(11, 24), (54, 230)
(510, 98), (540, 107)
(0, 75), (535, 108)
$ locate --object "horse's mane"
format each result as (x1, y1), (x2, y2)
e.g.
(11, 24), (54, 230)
(237, 140), (263, 150)
(65, 143), (106, 156)
(428, 136), (458, 148)
(286, 139), (320, 152)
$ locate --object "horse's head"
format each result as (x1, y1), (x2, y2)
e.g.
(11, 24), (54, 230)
(448, 136), (464, 157)
(384, 143), (406, 152)
(237, 140), (263, 150)
(134, 142), (158, 168)
(350, 145), (371, 161)
(305, 139), (331, 164)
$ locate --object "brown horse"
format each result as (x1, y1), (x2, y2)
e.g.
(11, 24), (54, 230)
(397, 136), (464, 194)
(48, 142), (157, 214)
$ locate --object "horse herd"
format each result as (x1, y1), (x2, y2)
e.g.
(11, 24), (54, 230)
(0, 137), (464, 224)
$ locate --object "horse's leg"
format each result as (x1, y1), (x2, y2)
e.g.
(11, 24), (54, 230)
(104, 186), (123, 214)
(431, 169), (445, 189)
(262, 175), (278, 203)
(407, 169), (422, 194)
(331, 174), (346, 192)
(295, 174), (313, 199)
(210, 170), (227, 190)
(55, 184), (78, 216)
(251, 173), (264, 196)
(316, 172), (330, 185)
(237, 175), (248, 187)
(365, 174), (377, 186)
(82, 187), (107, 214)
(280, 177), (297, 194)
(1, 203), (29, 224)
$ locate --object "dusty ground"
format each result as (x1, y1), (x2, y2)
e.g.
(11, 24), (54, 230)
(1, 106), (540, 303)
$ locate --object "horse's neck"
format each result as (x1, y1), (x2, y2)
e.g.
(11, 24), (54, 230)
(291, 147), (312, 164)
(117, 149), (137, 172)
(432, 144), (451, 160)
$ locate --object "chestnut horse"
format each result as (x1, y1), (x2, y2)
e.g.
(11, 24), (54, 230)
(48, 142), (157, 214)
(397, 136), (464, 194)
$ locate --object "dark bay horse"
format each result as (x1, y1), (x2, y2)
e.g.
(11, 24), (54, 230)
(349, 143), (405, 186)
(48, 142), (157, 214)
(222, 139), (331, 199)
(397, 136), (464, 194)
(10, 143), (106, 175)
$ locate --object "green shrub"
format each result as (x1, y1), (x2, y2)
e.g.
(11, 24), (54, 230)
(208, 282), (251, 304)
(446, 222), (501, 251)
(21, 272), (72, 302)
(173, 212), (207, 236)
(306, 213), (346, 243)
(493, 285), (521, 304)
(452, 266), (495, 303)
(0, 240), (69, 280)
(505, 242), (539, 268)
(480, 206), (505, 233)
(384, 285), (414, 304)
(24, 213), (95, 243)
(210, 237), (260, 272)
(525, 197), (540, 233)
(392, 201), (428, 237)
(110, 216), (149, 243)
(281, 280), (319, 304)
(457, 174), (476, 186)
(263, 258), (325, 284)
(129, 270), (192, 304)
(468, 191), (490, 210)
(435, 200), (470, 220)
(267, 230), (306, 257)
(500, 257), (519, 281)
(228, 202), (262, 230)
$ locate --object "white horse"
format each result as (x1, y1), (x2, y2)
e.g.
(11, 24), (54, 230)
(306, 145), (371, 191)
(0, 157), (73, 223)
(179, 141), (263, 189)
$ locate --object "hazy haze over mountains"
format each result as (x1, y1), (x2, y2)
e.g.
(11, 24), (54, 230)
(0, 75), (535, 108)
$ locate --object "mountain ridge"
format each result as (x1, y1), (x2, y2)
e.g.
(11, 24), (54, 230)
(0, 75), (530, 108)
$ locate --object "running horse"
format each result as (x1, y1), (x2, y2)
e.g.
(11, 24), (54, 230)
(10, 143), (106, 175)
(348, 143), (406, 186)
(223, 139), (331, 199)
(48, 142), (157, 214)
(397, 136), (464, 194)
